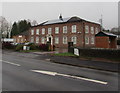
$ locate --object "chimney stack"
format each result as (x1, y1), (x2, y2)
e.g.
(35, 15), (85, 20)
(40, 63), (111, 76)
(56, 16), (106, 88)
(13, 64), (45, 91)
(59, 14), (63, 20)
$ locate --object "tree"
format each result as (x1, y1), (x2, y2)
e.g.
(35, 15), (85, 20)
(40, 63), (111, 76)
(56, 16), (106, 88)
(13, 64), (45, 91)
(0, 16), (9, 38)
(7, 22), (12, 38)
(11, 22), (19, 37)
(31, 20), (38, 26)
(11, 20), (31, 37)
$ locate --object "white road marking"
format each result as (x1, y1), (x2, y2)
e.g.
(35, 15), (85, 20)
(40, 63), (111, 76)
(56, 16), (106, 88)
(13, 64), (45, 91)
(31, 70), (57, 76)
(0, 60), (21, 67)
(31, 70), (108, 85)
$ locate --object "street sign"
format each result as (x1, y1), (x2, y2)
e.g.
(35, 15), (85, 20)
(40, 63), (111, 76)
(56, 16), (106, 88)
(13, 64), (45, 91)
(74, 48), (79, 56)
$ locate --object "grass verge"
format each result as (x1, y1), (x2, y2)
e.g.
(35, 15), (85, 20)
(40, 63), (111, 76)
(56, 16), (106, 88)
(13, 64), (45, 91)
(54, 52), (78, 57)
(19, 50), (42, 53)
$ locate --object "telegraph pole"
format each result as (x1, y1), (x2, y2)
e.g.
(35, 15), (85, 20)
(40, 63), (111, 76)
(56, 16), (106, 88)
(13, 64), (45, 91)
(100, 14), (103, 32)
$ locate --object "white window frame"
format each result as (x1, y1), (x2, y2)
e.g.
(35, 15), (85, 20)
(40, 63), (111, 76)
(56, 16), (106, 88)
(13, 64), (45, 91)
(71, 36), (77, 44)
(36, 36), (39, 43)
(95, 27), (99, 34)
(55, 37), (59, 44)
(85, 36), (89, 44)
(72, 25), (77, 33)
(41, 37), (45, 44)
(36, 29), (39, 35)
(91, 27), (94, 34)
(31, 29), (34, 35)
(55, 27), (59, 34)
(63, 26), (67, 33)
(42, 28), (45, 35)
(48, 28), (52, 34)
(85, 25), (89, 33)
(31, 37), (34, 43)
(63, 36), (67, 44)
(91, 36), (94, 44)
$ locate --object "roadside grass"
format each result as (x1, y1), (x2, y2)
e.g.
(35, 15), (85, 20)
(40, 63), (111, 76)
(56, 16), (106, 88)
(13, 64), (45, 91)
(19, 50), (42, 53)
(55, 53), (120, 63)
(54, 52), (78, 57)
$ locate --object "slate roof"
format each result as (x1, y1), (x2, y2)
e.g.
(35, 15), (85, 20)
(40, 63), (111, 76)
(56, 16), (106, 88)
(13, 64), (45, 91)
(95, 31), (117, 37)
(42, 17), (71, 25)
(31, 16), (100, 27)
(40, 16), (83, 26)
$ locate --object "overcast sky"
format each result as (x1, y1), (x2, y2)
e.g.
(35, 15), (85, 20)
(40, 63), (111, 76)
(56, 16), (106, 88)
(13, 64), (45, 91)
(2, 2), (118, 30)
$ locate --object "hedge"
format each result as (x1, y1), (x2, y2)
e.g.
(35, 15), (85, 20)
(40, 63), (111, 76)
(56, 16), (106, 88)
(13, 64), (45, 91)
(2, 42), (16, 49)
(68, 47), (120, 60)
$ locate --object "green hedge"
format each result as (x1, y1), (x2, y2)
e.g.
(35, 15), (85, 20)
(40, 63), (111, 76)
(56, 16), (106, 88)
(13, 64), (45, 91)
(15, 44), (24, 51)
(68, 47), (120, 60)
(78, 48), (120, 59)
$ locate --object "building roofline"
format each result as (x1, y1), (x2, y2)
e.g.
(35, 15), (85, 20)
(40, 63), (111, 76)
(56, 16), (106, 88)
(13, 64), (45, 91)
(30, 16), (100, 28)
(95, 31), (117, 37)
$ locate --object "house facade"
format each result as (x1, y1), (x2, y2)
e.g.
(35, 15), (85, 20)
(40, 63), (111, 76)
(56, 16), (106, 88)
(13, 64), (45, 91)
(13, 31), (29, 44)
(29, 16), (101, 50)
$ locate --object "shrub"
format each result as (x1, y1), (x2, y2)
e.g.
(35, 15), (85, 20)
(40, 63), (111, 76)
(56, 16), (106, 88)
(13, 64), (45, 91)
(15, 44), (24, 51)
(68, 47), (120, 59)
(38, 44), (49, 51)
(2, 42), (15, 49)
(27, 43), (38, 50)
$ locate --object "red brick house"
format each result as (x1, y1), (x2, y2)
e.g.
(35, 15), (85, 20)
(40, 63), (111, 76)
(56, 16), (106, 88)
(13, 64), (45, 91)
(13, 31), (29, 44)
(95, 31), (117, 48)
(29, 16), (101, 50)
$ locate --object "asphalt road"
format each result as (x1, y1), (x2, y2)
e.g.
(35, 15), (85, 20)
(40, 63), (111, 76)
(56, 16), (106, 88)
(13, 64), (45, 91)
(2, 51), (118, 91)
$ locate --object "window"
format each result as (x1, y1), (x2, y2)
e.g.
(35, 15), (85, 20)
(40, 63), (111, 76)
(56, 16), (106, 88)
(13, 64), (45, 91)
(18, 35), (22, 37)
(36, 37), (39, 43)
(63, 26), (67, 33)
(72, 25), (76, 33)
(14, 38), (16, 42)
(55, 37), (59, 44)
(21, 38), (23, 43)
(36, 29), (39, 35)
(31, 37), (34, 43)
(91, 36), (94, 44)
(63, 36), (67, 44)
(42, 28), (45, 35)
(85, 25), (89, 33)
(17, 38), (19, 43)
(71, 36), (77, 44)
(55, 27), (59, 34)
(31, 29), (34, 35)
(85, 36), (89, 44)
(48, 28), (52, 34)
(91, 27), (94, 34)
(95, 27), (99, 34)
(41, 37), (45, 44)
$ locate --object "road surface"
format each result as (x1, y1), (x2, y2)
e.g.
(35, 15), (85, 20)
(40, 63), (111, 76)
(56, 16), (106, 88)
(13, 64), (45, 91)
(2, 51), (118, 91)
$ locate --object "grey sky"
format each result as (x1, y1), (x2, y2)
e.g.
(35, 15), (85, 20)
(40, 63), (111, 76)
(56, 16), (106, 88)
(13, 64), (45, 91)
(2, 2), (118, 30)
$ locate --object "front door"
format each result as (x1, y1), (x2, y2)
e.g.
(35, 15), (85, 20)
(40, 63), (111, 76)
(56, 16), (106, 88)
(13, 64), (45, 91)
(49, 37), (51, 45)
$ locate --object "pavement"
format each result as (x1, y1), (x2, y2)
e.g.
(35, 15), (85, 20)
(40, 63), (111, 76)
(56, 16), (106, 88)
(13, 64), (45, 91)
(2, 50), (118, 91)
(32, 52), (119, 72)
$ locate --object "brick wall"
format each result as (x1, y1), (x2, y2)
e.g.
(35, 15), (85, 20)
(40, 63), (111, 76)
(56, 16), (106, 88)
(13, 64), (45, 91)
(95, 36), (109, 48)
(13, 35), (28, 43)
(29, 21), (100, 49)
